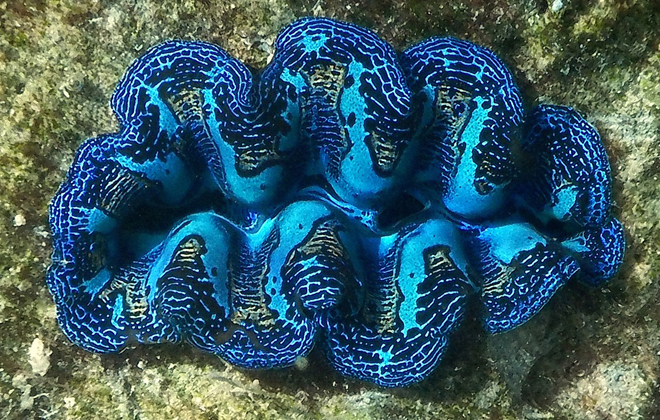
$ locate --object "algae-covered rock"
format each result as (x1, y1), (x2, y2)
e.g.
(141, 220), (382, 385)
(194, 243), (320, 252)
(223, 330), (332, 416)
(0, 0), (658, 418)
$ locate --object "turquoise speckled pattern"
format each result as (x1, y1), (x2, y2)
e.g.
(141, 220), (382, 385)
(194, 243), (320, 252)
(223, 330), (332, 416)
(47, 17), (625, 387)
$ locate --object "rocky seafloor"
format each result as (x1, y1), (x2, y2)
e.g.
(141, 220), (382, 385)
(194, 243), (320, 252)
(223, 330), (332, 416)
(0, 0), (658, 418)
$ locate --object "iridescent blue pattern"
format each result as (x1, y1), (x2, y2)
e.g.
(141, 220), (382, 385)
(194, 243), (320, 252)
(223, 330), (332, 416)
(47, 17), (625, 387)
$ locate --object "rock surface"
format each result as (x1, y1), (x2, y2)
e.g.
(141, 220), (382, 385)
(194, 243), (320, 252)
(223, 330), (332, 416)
(0, 0), (658, 419)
